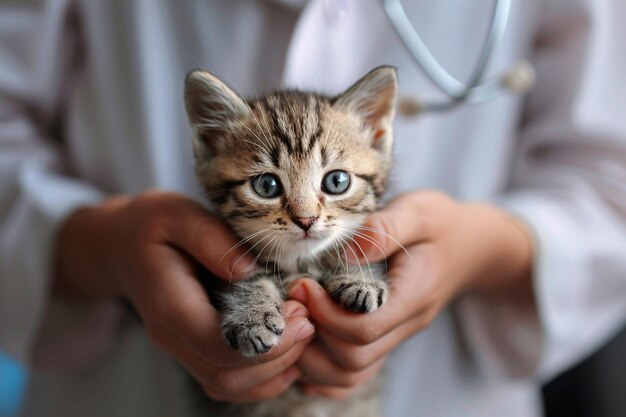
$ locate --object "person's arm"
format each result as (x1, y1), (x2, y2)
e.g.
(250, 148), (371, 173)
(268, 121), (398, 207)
(0, 1), (315, 402)
(459, 0), (626, 380)
(54, 191), (315, 401)
(290, 0), (626, 395)
(289, 194), (533, 397)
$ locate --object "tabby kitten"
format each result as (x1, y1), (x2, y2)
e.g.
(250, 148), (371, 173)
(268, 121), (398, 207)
(184, 66), (398, 417)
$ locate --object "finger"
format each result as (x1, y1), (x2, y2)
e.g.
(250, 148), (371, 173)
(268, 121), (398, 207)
(297, 342), (384, 388)
(301, 384), (361, 400)
(155, 327), (308, 402)
(149, 322), (218, 386)
(345, 192), (434, 264)
(162, 197), (256, 280)
(213, 335), (312, 392)
(145, 249), (314, 367)
(315, 316), (426, 371)
(153, 318), (312, 394)
(289, 271), (427, 345)
(206, 366), (301, 403)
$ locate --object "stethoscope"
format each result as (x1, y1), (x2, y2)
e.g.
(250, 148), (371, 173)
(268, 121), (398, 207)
(382, 0), (536, 115)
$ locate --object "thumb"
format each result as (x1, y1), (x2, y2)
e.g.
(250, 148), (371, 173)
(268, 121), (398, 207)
(163, 198), (256, 281)
(288, 278), (349, 334)
(345, 194), (428, 264)
(288, 278), (384, 344)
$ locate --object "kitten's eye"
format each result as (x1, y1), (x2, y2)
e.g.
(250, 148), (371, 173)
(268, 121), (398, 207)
(322, 170), (350, 195)
(251, 173), (282, 198)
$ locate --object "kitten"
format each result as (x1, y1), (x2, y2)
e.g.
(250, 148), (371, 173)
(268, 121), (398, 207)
(184, 66), (398, 417)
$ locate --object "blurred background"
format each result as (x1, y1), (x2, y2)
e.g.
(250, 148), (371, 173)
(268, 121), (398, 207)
(2, 326), (625, 416)
(542, 325), (626, 417)
(0, 1), (625, 416)
(0, 352), (27, 417)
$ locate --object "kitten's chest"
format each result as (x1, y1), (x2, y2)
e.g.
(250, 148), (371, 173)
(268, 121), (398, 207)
(263, 255), (337, 289)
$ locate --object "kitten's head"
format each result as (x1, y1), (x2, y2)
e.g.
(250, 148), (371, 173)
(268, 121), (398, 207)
(184, 66), (397, 260)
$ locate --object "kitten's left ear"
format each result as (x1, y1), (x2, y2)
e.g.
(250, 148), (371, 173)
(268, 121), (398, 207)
(184, 70), (250, 132)
(333, 66), (398, 150)
(184, 70), (251, 158)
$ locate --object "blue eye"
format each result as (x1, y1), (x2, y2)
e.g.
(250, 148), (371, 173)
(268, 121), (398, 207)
(322, 170), (350, 195)
(251, 174), (282, 198)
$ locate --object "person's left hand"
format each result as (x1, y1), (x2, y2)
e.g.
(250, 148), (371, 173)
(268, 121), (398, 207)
(288, 191), (533, 398)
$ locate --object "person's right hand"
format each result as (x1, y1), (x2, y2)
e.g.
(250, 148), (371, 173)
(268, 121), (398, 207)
(53, 191), (315, 402)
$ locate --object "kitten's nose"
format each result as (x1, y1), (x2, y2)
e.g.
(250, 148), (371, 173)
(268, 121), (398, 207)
(292, 216), (318, 231)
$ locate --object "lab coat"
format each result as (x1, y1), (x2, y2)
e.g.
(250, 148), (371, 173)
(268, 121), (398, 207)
(1, 0), (626, 416)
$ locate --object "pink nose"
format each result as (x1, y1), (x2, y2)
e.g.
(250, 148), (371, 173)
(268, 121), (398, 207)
(292, 216), (318, 231)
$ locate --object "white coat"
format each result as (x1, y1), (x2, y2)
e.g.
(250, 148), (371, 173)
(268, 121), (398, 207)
(1, 0), (625, 416)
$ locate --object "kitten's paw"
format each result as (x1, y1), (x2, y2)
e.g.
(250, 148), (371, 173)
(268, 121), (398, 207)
(223, 305), (285, 358)
(326, 279), (388, 313)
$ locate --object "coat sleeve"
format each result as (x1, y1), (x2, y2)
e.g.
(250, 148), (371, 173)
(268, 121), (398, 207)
(0, 0), (122, 370)
(458, 0), (626, 381)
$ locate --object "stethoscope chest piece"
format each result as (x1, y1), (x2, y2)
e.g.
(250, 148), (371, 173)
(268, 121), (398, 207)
(398, 97), (423, 117)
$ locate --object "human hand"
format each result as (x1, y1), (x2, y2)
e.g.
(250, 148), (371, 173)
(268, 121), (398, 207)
(54, 191), (315, 402)
(290, 191), (533, 398)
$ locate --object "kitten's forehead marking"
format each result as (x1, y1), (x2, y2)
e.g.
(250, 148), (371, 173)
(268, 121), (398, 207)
(258, 93), (326, 163)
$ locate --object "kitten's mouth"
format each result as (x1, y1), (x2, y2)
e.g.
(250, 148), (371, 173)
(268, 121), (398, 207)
(297, 229), (324, 242)
(278, 229), (335, 258)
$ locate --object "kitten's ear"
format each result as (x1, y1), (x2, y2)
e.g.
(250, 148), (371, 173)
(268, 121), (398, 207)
(184, 70), (250, 133)
(333, 66), (398, 150)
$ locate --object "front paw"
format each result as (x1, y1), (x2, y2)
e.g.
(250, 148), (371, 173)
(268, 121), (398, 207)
(326, 279), (388, 313)
(222, 305), (285, 357)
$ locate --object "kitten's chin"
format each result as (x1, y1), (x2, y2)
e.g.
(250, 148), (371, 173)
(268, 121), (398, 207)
(281, 236), (335, 260)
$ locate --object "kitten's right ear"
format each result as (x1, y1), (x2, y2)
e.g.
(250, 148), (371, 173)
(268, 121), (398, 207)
(184, 70), (250, 132)
(333, 66), (398, 153)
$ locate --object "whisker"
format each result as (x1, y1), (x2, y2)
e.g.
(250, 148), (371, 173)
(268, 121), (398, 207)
(265, 236), (282, 294)
(356, 225), (414, 260)
(214, 105), (274, 157)
(336, 235), (367, 286)
(239, 234), (278, 298)
(254, 235), (278, 267)
(334, 225), (389, 271)
(218, 228), (271, 265)
(275, 238), (287, 297)
(255, 98), (276, 147)
(229, 86), (275, 157)
(228, 233), (274, 290)
(247, 93), (274, 147)
(338, 232), (376, 284)
(230, 117), (271, 153)
(331, 240), (344, 276)
(350, 231), (389, 271)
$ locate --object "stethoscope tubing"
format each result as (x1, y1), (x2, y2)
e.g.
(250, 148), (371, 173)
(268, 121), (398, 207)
(383, 0), (517, 112)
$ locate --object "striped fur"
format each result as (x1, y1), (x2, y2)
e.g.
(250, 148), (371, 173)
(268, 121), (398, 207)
(184, 67), (398, 417)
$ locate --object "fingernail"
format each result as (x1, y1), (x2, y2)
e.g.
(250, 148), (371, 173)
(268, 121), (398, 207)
(282, 367), (301, 384)
(295, 320), (315, 343)
(289, 306), (308, 318)
(283, 303), (307, 318)
(289, 283), (308, 304)
(229, 256), (256, 278)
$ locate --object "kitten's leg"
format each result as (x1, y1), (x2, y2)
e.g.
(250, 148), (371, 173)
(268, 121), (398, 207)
(218, 276), (286, 357)
(323, 264), (388, 314)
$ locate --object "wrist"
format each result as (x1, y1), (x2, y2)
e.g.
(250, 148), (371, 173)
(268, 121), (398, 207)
(460, 203), (534, 298)
(53, 195), (131, 299)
